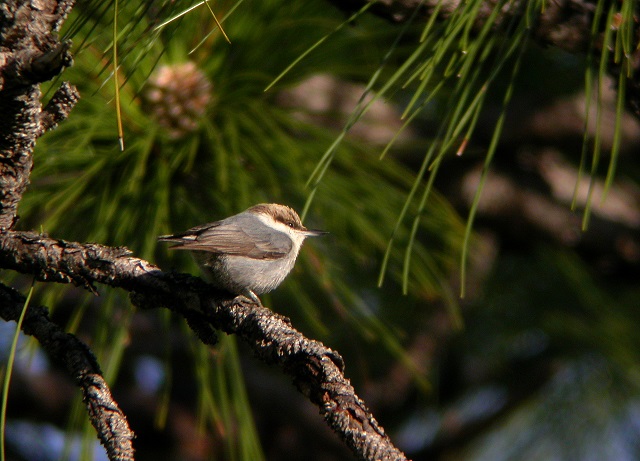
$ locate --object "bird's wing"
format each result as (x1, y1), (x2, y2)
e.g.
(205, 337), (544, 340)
(159, 218), (292, 260)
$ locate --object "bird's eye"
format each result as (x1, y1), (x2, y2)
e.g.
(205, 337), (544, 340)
(287, 221), (295, 228)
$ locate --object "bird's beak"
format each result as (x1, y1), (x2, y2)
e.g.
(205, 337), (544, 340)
(304, 229), (328, 237)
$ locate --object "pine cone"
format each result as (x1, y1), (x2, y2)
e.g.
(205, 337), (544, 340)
(143, 62), (212, 139)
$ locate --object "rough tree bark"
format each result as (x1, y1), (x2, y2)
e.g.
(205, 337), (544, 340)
(0, 231), (410, 461)
(0, 283), (135, 461)
(2, 1), (637, 460)
(0, 1), (410, 460)
(0, 1), (137, 460)
(0, 0), (76, 229)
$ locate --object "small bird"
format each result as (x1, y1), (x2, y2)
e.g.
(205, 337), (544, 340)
(158, 203), (326, 304)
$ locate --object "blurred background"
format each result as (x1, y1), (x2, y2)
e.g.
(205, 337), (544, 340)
(3, 0), (640, 460)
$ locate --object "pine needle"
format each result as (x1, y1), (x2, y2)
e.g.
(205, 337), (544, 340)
(264, 2), (373, 92)
(153, 1), (206, 31)
(113, 0), (124, 151)
(203, 0), (231, 44)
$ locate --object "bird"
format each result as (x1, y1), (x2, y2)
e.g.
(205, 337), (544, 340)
(158, 203), (326, 304)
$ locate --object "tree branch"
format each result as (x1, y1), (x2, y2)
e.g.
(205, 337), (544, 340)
(0, 1), (409, 458)
(0, 0), (76, 230)
(0, 282), (135, 461)
(0, 230), (409, 461)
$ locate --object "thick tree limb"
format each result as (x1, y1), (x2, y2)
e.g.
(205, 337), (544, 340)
(0, 282), (135, 461)
(0, 0), (76, 230)
(0, 231), (409, 461)
(1, 1), (132, 457)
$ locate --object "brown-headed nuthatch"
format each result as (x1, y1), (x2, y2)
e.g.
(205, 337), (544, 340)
(158, 203), (326, 304)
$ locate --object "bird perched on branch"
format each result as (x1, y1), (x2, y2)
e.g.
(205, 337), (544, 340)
(159, 203), (326, 304)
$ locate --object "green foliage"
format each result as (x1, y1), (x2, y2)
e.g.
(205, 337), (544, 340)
(16, 0), (635, 458)
(266, 0), (547, 297)
(22, 0), (469, 458)
(29, 0), (466, 342)
(577, 0), (636, 229)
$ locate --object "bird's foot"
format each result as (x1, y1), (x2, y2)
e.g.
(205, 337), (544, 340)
(233, 290), (263, 307)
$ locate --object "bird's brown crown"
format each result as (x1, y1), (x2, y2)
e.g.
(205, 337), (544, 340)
(248, 203), (307, 231)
